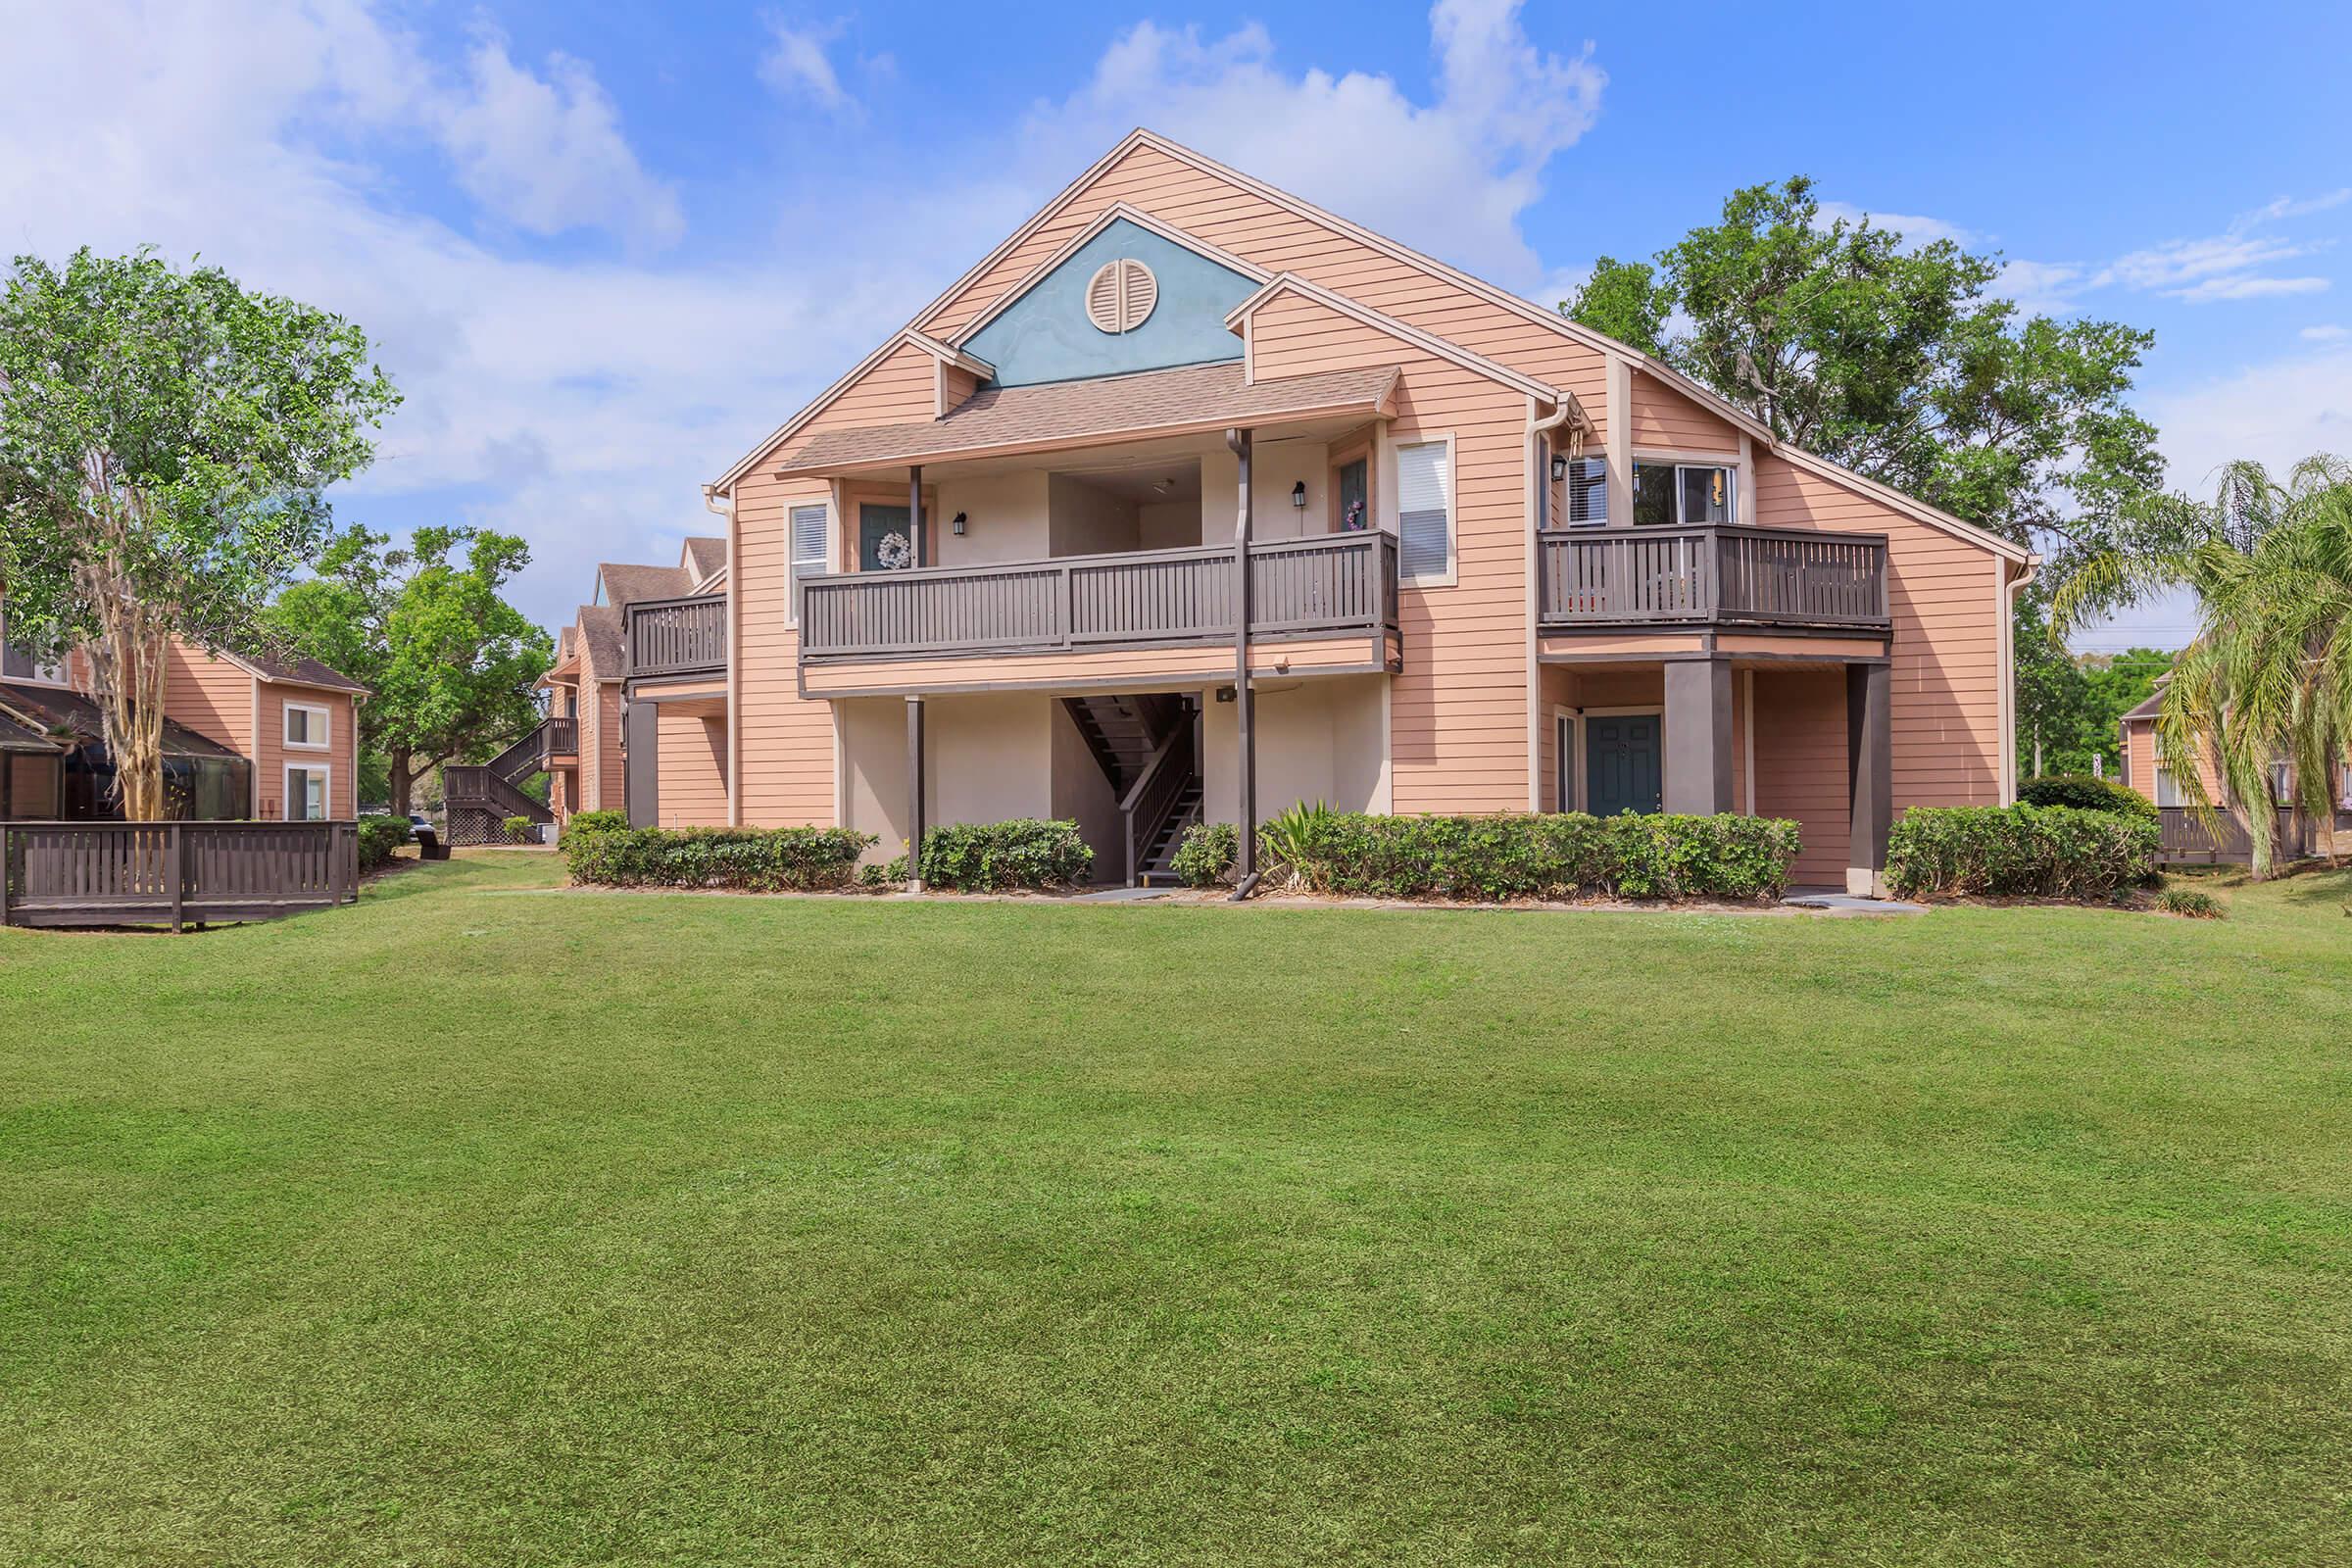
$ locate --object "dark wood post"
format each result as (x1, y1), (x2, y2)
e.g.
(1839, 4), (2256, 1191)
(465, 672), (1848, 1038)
(1226, 426), (1255, 887)
(169, 822), (184, 934)
(1846, 661), (1893, 897)
(908, 465), (924, 566)
(1662, 657), (1735, 813)
(906, 696), (926, 891)
(2, 823), (12, 928)
(624, 699), (660, 827)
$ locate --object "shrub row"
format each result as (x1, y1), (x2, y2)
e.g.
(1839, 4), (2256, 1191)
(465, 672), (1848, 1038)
(1884, 805), (2157, 900)
(912, 818), (1094, 891)
(501, 814), (537, 844)
(2018, 773), (2157, 820)
(564, 819), (875, 892)
(1184, 808), (1802, 903)
(357, 815), (413, 874)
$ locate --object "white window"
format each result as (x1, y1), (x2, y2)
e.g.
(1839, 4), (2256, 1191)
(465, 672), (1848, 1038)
(284, 764), (329, 821)
(1561, 456), (1608, 526)
(788, 503), (829, 623)
(283, 701), (330, 750)
(1395, 438), (1453, 584)
(1631, 461), (1737, 527)
(0, 608), (67, 686)
(2153, 767), (2187, 808)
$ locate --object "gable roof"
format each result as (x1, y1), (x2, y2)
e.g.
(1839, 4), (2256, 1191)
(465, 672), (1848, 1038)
(776, 361), (1401, 476)
(950, 201), (1274, 349)
(207, 646), (369, 696)
(1225, 271), (1577, 414)
(0, 681), (241, 759)
(681, 536), (726, 584)
(595, 562), (695, 611)
(711, 127), (2031, 564)
(575, 606), (624, 682)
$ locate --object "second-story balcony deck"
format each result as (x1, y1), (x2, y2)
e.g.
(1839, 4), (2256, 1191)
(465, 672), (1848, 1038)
(625, 594), (728, 683)
(1539, 523), (1889, 634)
(797, 531), (1399, 673)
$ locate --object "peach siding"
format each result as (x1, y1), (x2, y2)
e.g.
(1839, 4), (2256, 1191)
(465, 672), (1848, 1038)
(733, 470), (840, 827)
(1751, 666), (1850, 888)
(1250, 286), (1533, 812)
(1750, 453), (2004, 808)
(909, 140), (1611, 443)
(578, 682), (623, 812)
(1629, 369), (1740, 453)
(162, 642), (254, 755)
(800, 632), (1374, 698)
(253, 683), (358, 819)
(2123, 715), (2223, 801)
(941, 364), (981, 416)
(656, 708), (729, 827)
(797, 341), (939, 441)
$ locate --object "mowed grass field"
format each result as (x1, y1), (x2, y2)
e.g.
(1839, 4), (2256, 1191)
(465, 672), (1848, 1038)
(2, 850), (2348, 1566)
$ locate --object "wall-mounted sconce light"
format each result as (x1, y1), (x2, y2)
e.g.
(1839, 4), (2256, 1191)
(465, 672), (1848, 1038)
(1291, 481), (1307, 509)
(1214, 685), (1237, 704)
(1549, 454), (1570, 482)
(952, 511), (968, 535)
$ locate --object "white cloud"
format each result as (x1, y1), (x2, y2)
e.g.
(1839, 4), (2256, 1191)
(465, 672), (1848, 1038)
(2303, 323), (2349, 341)
(2148, 339), (2352, 489)
(433, 30), (684, 246)
(759, 20), (854, 113)
(2002, 186), (2345, 315)
(1814, 201), (1977, 247)
(2250, 188), (2352, 223)
(1014, 0), (1605, 290)
(2165, 272), (2328, 304)
(1995, 259), (2088, 316)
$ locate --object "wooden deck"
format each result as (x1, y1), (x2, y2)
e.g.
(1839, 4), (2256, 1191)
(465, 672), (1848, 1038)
(1, 820), (359, 931)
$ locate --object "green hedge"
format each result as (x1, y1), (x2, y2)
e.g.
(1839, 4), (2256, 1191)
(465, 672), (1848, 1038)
(2018, 773), (2158, 820)
(564, 823), (875, 891)
(916, 818), (1094, 891)
(1172, 821), (1239, 888)
(566, 809), (627, 836)
(357, 816), (412, 873)
(501, 814), (536, 844)
(1884, 805), (2157, 900)
(1260, 810), (1801, 903)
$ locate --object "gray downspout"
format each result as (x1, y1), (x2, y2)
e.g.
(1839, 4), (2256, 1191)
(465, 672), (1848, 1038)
(1226, 427), (1258, 899)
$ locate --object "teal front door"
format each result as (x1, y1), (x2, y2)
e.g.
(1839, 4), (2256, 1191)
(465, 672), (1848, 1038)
(858, 504), (911, 570)
(1587, 713), (1661, 815)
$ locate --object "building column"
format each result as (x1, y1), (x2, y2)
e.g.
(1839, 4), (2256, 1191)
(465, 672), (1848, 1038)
(1846, 662), (1893, 898)
(1226, 426), (1256, 886)
(1663, 657), (1735, 814)
(624, 698), (658, 827)
(906, 696), (926, 891)
(908, 465), (924, 566)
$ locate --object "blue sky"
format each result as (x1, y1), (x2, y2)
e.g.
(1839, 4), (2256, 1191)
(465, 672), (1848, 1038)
(6, 1), (2351, 649)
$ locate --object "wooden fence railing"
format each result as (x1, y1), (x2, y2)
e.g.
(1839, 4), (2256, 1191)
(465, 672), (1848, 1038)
(626, 595), (727, 679)
(799, 532), (1399, 662)
(1, 820), (359, 931)
(1540, 524), (1889, 629)
(2155, 805), (2337, 864)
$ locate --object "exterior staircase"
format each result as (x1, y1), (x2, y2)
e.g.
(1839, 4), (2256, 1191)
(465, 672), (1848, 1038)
(1060, 694), (1201, 885)
(443, 716), (568, 846)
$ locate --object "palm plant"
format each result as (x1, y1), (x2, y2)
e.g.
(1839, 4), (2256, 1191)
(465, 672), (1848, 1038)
(2053, 456), (2352, 877)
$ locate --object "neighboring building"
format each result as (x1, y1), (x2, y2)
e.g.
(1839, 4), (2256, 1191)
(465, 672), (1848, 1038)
(0, 609), (366, 821)
(614, 129), (2036, 894)
(467, 538), (725, 844)
(2119, 679), (2351, 862)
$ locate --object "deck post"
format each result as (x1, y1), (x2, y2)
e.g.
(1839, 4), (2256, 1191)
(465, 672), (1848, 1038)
(170, 822), (184, 934)
(906, 696), (926, 891)
(2, 824), (11, 928)
(1226, 427), (1256, 890)
(624, 699), (659, 827)
(1662, 657), (1735, 814)
(1846, 662), (1893, 898)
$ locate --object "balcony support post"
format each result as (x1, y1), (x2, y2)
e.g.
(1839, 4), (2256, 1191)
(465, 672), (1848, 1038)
(908, 465), (924, 567)
(1227, 426), (1257, 892)
(1663, 656), (1735, 814)
(624, 698), (659, 828)
(905, 696), (926, 892)
(1846, 661), (1893, 898)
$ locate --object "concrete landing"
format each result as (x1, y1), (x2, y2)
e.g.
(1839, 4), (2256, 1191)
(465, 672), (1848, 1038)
(1068, 886), (1179, 903)
(1782, 892), (1929, 915)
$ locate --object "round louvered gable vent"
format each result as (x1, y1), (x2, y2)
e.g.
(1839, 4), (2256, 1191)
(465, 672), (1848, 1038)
(1085, 258), (1157, 334)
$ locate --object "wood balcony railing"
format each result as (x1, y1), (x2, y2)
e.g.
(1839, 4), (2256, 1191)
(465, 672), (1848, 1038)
(1, 820), (358, 931)
(1540, 524), (1889, 631)
(798, 532), (1399, 662)
(626, 594), (727, 680)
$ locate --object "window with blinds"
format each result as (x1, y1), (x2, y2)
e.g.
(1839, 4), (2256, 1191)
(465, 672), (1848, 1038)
(1396, 439), (1451, 583)
(1563, 456), (1607, 525)
(788, 503), (828, 621)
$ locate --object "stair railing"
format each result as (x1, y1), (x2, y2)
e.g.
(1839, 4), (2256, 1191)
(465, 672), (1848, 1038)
(1119, 720), (1196, 886)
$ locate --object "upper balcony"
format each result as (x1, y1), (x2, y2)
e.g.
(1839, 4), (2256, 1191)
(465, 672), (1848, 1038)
(625, 594), (727, 684)
(1539, 523), (1889, 634)
(799, 530), (1397, 668)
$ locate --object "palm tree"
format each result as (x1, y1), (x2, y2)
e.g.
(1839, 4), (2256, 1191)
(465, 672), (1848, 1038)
(2052, 456), (2352, 879)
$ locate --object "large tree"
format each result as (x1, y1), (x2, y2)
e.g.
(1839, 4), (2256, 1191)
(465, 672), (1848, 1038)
(0, 248), (397, 818)
(267, 524), (553, 814)
(1562, 177), (2163, 564)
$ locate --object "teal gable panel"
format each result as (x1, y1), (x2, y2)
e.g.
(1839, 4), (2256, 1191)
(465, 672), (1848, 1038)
(962, 219), (1258, 388)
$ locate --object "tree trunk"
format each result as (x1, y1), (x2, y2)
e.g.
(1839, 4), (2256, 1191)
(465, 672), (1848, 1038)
(387, 749), (416, 817)
(78, 574), (172, 820)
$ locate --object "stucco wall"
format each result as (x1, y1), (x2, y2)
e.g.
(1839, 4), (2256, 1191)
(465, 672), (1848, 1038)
(1202, 673), (1387, 823)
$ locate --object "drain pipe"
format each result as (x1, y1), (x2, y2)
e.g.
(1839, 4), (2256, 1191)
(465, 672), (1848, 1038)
(1226, 425), (1256, 901)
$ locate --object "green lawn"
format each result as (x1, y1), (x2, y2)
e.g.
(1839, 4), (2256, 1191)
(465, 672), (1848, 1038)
(3, 853), (2348, 1565)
